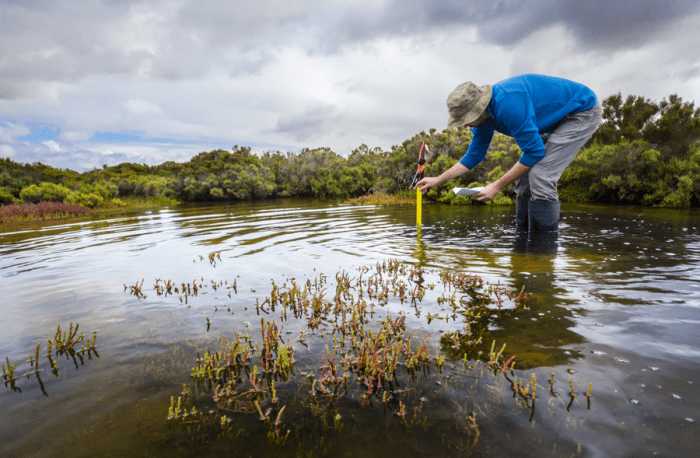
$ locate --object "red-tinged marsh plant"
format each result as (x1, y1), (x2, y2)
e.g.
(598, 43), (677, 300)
(154, 258), (596, 448)
(124, 279), (146, 299)
(0, 201), (92, 222)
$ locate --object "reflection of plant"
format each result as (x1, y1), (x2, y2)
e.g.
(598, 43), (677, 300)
(2, 356), (17, 381)
(208, 251), (221, 266)
(154, 262), (497, 448)
(124, 279), (146, 299)
(438, 271), (531, 363)
(3, 324), (98, 395)
(148, 274), (237, 304)
(53, 323), (83, 352)
(146, 259), (594, 454)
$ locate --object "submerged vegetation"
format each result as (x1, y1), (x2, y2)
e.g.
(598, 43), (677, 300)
(2, 323), (98, 395)
(2, 92), (699, 210)
(116, 256), (595, 455)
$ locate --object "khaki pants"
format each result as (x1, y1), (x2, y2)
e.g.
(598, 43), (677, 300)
(515, 101), (603, 201)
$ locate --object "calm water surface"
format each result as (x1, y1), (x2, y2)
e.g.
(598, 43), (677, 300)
(1, 199), (699, 457)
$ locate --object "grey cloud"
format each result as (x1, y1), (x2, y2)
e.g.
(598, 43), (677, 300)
(304, 0), (700, 53)
(484, 0), (699, 49)
(675, 65), (700, 80)
(171, 1), (310, 50)
(0, 0), (154, 98)
(2, 0), (700, 170)
(3, 0), (699, 101)
(272, 103), (343, 142)
(0, 0), (285, 98)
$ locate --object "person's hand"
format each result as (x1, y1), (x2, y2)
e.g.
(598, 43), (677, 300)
(474, 182), (502, 202)
(415, 176), (440, 194)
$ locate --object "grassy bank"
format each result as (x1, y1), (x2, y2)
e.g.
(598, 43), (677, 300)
(345, 191), (417, 205)
(0, 195), (179, 226)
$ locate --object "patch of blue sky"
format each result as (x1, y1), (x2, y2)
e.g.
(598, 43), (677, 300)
(16, 121), (60, 142)
(4, 118), (299, 157)
(88, 131), (212, 146)
(88, 132), (294, 153)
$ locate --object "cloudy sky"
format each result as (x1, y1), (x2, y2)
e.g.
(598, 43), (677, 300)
(2, 0), (700, 171)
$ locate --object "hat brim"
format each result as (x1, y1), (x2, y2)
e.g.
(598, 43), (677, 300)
(447, 85), (492, 129)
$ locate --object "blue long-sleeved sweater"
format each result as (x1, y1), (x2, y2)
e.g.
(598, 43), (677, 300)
(459, 74), (597, 169)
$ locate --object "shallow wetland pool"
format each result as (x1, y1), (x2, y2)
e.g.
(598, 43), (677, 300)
(1, 199), (699, 457)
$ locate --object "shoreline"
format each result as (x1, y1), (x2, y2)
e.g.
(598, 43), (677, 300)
(0, 196), (179, 231)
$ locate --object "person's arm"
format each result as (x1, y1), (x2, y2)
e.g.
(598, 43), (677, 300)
(416, 123), (494, 194)
(474, 161), (530, 201)
(498, 92), (546, 166)
(472, 93), (539, 201)
(415, 161), (469, 194)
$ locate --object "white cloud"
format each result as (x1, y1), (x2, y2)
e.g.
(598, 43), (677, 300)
(0, 144), (16, 156)
(59, 131), (91, 143)
(42, 140), (62, 152)
(1, 1), (700, 171)
(125, 99), (164, 116)
(0, 122), (31, 144)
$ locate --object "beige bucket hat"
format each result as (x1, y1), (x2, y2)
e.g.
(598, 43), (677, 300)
(446, 82), (492, 129)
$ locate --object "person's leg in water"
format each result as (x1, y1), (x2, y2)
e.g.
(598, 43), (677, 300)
(514, 102), (602, 238)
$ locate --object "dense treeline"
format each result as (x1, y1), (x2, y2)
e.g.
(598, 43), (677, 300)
(0, 130), (524, 207)
(561, 92), (700, 207)
(1, 92), (699, 208)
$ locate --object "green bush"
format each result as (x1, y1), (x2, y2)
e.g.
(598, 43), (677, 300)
(65, 191), (104, 208)
(19, 182), (71, 203)
(2, 99), (699, 208)
(78, 181), (117, 200)
(423, 156), (464, 203)
(19, 184), (42, 203)
(0, 186), (15, 205)
(560, 140), (700, 207)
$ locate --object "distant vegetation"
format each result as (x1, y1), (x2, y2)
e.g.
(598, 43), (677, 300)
(346, 191), (417, 206)
(561, 93), (700, 207)
(1, 92), (699, 217)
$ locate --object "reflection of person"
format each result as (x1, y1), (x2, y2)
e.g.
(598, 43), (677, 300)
(415, 74), (602, 236)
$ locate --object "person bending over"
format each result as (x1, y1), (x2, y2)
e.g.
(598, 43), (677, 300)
(415, 74), (602, 235)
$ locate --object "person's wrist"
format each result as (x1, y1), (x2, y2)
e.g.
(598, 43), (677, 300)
(493, 177), (507, 190)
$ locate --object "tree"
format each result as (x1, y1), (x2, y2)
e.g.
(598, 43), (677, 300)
(588, 92), (659, 146)
(643, 94), (700, 157)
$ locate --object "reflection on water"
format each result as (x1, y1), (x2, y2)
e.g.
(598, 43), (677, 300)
(1, 200), (699, 457)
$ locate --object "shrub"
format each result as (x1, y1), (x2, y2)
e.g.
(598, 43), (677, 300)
(0, 186), (15, 205)
(65, 191), (104, 208)
(19, 184), (43, 203)
(560, 140), (700, 207)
